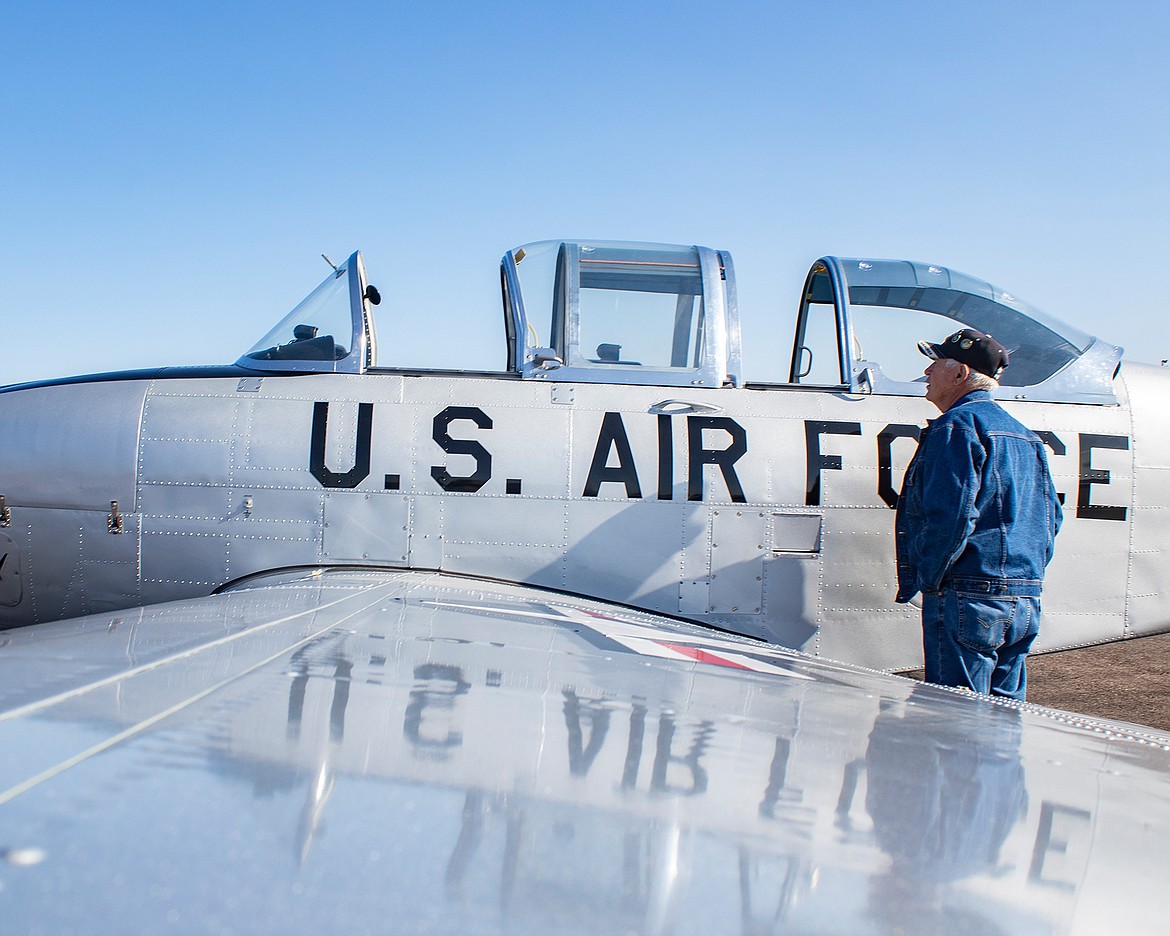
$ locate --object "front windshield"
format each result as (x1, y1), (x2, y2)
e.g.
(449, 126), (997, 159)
(242, 266), (353, 364)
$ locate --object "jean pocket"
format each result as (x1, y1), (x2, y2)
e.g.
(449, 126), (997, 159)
(955, 595), (1014, 652)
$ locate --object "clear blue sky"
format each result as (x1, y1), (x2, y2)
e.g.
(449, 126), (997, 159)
(3, 1), (1168, 385)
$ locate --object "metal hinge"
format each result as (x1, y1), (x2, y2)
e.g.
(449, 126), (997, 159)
(107, 500), (124, 534)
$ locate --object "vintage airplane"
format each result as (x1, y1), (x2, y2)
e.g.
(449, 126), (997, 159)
(1, 240), (1164, 671)
(3, 242), (1170, 932)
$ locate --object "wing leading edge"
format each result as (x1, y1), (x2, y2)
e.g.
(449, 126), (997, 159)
(1, 568), (1168, 934)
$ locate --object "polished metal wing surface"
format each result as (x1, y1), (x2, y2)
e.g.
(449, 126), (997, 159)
(2, 568), (1168, 934)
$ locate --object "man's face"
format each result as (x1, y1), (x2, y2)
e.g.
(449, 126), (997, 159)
(923, 358), (968, 412)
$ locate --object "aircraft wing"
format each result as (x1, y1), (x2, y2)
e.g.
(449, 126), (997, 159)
(2, 568), (1168, 934)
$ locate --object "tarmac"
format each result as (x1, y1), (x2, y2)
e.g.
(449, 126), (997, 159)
(906, 632), (1170, 733)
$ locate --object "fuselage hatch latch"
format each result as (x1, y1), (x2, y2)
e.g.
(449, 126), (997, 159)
(108, 500), (124, 535)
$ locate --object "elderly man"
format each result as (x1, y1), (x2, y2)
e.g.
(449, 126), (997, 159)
(895, 328), (1062, 700)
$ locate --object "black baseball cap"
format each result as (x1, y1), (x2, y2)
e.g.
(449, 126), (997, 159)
(918, 328), (1010, 379)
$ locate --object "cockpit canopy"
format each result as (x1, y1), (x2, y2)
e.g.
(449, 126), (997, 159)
(502, 240), (742, 388)
(791, 257), (1120, 403)
(236, 242), (1120, 404)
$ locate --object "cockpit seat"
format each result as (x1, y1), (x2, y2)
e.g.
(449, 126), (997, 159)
(591, 342), (640, 365)
(248, 324), (347, 362)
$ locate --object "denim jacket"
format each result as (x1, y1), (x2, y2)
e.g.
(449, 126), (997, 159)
(895, 390), (1062, 603)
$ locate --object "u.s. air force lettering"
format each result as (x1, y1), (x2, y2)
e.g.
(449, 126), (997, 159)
(307, 401), (1129, 520)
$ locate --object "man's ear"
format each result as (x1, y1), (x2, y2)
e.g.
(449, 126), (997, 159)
(955, 363), (971, 382)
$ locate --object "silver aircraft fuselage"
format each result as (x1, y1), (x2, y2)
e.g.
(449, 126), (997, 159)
(2, 242), (1167, 671)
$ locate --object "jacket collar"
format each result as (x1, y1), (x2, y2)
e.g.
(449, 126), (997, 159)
(946, 389), (993, 411)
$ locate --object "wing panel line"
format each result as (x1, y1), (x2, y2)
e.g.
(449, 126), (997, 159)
(0, 584), (398, 805)
(0, 583), (388, 724)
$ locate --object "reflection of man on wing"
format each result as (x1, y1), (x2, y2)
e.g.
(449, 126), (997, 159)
(865, 690), (1031, 934)
(0, 241), (1164, 675)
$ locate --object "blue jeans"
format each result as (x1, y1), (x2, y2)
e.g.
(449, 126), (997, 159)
(921, 589), (1041, 701)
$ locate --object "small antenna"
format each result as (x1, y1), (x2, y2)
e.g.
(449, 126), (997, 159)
(321, 253), (339, 272)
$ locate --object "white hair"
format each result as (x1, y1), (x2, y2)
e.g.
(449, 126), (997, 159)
(966, 371), (999, 393)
